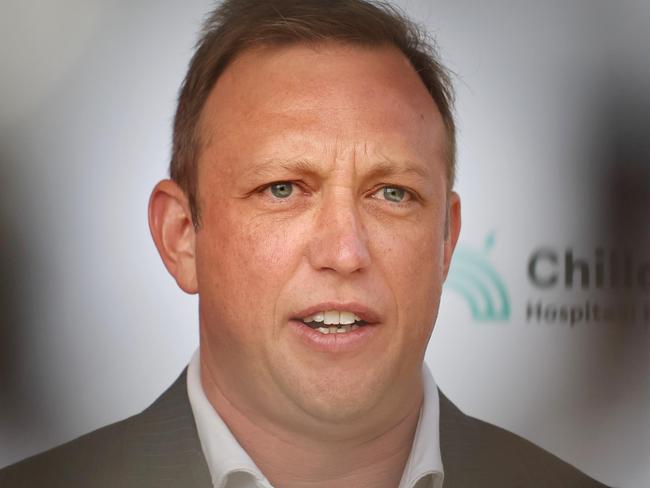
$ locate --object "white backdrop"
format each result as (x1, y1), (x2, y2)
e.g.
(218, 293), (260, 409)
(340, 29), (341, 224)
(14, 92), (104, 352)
(1, 1), (648, 487)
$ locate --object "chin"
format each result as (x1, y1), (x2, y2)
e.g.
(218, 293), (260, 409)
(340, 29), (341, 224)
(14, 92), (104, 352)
(273, 358), (400, 426)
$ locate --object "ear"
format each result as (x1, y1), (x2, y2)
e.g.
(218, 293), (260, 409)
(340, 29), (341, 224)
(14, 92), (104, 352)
(442, 191), (461, 281)
(148, 179), (198, 294)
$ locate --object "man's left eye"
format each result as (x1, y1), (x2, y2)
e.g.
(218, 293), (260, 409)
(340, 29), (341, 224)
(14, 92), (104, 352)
(268, 182), (294, 198)
(372, 186), (410, 203)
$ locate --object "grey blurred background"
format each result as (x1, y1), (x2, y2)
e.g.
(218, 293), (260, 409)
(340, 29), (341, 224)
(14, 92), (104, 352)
(1, 1), (648, 487)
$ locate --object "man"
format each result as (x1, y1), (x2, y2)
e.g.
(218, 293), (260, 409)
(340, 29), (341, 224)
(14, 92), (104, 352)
(0, 0), (608, 487)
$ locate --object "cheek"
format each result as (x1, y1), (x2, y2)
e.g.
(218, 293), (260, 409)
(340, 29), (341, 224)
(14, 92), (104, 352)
(197, 207), (307, 323)
(373, 211), (444, 278)
(370, 217), (445, 333)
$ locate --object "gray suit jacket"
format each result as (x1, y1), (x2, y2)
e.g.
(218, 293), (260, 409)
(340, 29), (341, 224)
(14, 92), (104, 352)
(0, 370), (609, 487)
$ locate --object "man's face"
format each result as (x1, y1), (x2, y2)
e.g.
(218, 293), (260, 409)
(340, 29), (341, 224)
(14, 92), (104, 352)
(194, 43), (460, 431)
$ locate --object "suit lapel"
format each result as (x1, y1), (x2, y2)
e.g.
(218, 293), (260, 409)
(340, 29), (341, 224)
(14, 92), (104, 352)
(121, 369), (212, 487)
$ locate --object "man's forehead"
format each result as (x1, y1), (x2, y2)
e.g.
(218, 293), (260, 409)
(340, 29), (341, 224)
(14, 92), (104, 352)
(198, 42), (443, 141)
(197, 121), (446, 188)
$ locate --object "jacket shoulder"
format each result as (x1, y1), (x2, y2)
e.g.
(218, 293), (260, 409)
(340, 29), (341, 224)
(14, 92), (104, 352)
(438, 390), (610, 488)
(0, 369), (211, 488)
(0, 413), (137, 487)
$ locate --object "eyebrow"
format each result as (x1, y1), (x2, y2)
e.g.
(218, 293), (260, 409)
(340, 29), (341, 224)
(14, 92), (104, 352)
(243, 157), (431, 181)
(246, 159), (321, 179)
(363, 158), (432, 180)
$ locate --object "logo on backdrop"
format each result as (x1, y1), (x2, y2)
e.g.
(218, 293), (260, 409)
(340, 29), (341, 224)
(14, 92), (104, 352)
(445, 232), (511, 322)
(526, 247), (650, 327)
(445, 233), (650, 328)
(446, 238), (649, 327)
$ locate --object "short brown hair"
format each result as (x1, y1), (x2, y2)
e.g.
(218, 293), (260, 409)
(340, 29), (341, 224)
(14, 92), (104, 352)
(171, 0), (456, 227)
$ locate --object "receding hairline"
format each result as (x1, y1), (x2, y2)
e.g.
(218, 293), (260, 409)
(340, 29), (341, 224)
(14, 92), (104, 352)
(194, 40), (451, 159)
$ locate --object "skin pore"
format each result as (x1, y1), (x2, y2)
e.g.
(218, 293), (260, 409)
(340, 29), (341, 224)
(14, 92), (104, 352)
(149, 42), (460, 488)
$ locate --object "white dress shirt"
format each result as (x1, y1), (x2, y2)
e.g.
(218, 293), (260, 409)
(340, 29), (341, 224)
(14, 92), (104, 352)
(187, 350), (444, 488)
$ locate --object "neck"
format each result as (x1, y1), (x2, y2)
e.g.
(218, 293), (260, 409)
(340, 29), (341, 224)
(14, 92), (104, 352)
(200, 362), (423, 488)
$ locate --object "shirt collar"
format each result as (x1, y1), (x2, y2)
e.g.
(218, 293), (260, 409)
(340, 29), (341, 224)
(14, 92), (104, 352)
(398, 363), (445, 488)
(187, 350), (272, 488)
(187, 349), (444, 488)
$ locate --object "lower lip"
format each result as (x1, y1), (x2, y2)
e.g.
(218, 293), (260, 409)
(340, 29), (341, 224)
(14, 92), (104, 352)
(288, 320), (378, 353)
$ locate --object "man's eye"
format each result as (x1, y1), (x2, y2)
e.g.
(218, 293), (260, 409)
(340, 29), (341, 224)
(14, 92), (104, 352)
(269, 182), (294, 198)
(373, 186), (410, 203)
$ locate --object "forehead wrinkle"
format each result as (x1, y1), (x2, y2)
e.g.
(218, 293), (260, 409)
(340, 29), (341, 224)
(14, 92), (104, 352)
(242, 158), (323, 180)
(240, 150), (432, 185)
(363, 157), (432, 181)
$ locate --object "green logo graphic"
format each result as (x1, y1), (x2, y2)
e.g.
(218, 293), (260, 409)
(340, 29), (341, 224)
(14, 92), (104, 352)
(445, 233), (511, 321)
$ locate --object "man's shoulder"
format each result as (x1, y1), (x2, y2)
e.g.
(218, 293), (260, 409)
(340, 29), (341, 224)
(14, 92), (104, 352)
(0, 411), (138, 487)
(0, 369), (211, 488)
(438, 390), (609, 488)
(0, 373), (612, 488)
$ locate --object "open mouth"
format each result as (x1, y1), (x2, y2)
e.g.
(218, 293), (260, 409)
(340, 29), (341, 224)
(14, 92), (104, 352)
(297, 310), (369, 335)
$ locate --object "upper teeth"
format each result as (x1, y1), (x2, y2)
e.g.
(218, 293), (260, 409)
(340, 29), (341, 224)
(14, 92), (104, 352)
(302, 310), (362, 325)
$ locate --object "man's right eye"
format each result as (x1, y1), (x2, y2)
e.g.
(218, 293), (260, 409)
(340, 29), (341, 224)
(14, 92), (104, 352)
(268, 182), (294, 199)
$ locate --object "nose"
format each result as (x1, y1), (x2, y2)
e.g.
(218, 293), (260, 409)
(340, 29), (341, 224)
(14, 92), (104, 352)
(306, 191), (371, 275)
